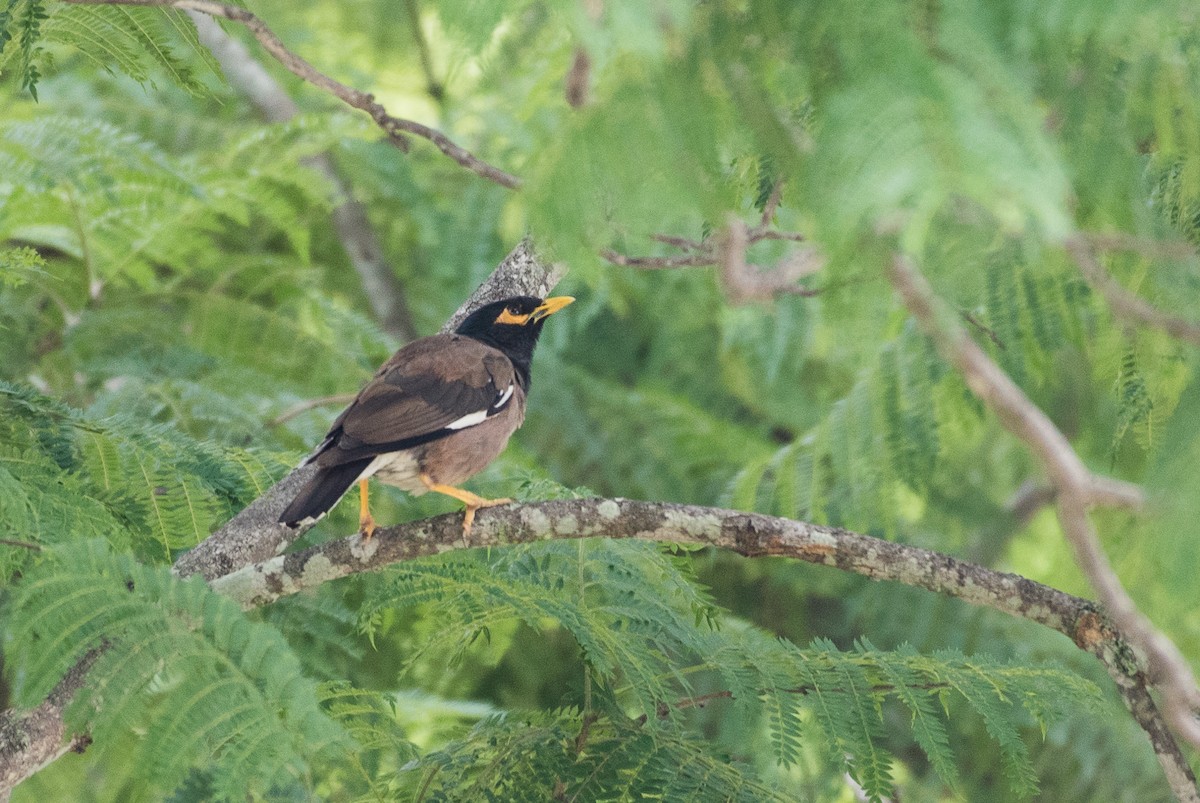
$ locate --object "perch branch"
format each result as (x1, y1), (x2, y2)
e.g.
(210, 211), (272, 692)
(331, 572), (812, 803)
(888, 253), (1200, 757)
(206, 497), (1196, 800)
(63, 0), (521, 189)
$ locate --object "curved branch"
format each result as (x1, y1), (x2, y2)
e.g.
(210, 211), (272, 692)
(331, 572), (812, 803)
(63, 0), (522, 189)
(888, 253), (1200, 757)
(208, 497), (1196, 800)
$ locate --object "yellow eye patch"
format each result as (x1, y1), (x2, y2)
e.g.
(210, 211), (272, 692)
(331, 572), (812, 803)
(494, 308), (531, 325)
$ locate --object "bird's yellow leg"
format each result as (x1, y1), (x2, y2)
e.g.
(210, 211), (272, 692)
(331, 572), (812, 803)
(419, 473), (512, 542)
(358, 479), (377, 540)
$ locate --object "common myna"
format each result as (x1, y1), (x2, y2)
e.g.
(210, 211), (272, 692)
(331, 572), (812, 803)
(279, 295), (574, 538)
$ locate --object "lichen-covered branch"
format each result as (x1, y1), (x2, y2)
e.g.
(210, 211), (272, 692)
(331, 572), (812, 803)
(207, 497), (1197, 800)
(0, 649), (100, 799)
(63, 0), (522, 189)
(888, 253), (1200, 759)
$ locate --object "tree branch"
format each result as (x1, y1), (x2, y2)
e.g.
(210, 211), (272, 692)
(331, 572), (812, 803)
(1065, 235), (1200, 349)
(888, 253), (1200, 758)
(602, 218), (822, 302)
(206, 497), (1197, 800)
(63, 0), (521, 189)
(0, 649), (100, 798)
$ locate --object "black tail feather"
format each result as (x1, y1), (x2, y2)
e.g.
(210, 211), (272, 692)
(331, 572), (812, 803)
(279, 458), (373, 525)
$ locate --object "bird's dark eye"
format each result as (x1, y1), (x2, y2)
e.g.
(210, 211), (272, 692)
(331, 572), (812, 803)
(506, 306), (519, 315)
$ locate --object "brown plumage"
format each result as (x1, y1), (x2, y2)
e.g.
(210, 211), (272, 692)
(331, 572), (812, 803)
(279, 296), (573, 538)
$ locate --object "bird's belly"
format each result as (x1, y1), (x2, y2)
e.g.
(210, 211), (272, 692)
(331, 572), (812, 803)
(359, 402), (523, 493)
(419, 408), (522, 487)
(362, 450), (427, 495)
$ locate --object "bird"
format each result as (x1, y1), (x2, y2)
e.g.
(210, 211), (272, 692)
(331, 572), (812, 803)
(279, 295), (574, 540)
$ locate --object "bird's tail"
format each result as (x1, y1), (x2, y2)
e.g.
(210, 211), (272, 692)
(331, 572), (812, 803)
(279, 458), (373, 526)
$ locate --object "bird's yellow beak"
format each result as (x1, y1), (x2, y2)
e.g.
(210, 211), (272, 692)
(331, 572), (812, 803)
(530, 296), (575, 323)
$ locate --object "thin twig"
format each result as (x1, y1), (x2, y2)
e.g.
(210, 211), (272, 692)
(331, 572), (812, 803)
(889, 253), (1200, 758)
(402, 0), (445, 102)
(1066, 236), (1200, 349)
(268, 393), (357, 428)
(603, 221), (818, 301)
(63, 0), (521, 189)
(759, 179), (784, 228)
(0, 538), (42, 551)
(960, 310), (1005, 350)
(599, 249), (715, 268)
(747, 229), (806, 243)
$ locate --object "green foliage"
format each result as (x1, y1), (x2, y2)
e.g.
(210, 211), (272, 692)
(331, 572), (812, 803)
(0, 381), (292, 566)
(3, 0), (1197, 800)
(6, 540), (350, 799)
(411, 708), (786, 803)
(0, 2), (217, 98)
(359, 541), (1099, 801)
(0, 244), (45, 286)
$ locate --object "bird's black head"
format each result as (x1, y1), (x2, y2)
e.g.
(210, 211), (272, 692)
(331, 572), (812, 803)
(455, 295), (574, 386)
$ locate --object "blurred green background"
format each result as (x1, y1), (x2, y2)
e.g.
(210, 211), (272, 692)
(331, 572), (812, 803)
(2, 1), (1199, 800)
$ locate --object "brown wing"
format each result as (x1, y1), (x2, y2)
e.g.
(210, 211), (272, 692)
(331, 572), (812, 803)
(308, 334), (517, 468)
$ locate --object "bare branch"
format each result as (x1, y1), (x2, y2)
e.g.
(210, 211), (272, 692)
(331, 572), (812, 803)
(63, 0), (521, 189)
(888, 253), (1200, 755)
(0, 649), (101, 796)
(599, 248), (715, 269)
(749, 229), (807, 243)
(0, 539), (41, 551)
(603, 220), (820, 301)
(1066, 236), (1200, 349)
(267, 393), (358, 428)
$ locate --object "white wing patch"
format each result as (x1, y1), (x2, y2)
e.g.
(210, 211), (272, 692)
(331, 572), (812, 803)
(493, 383), (515, 408)
(442, 382), (513, 431)
(445, 409), (489, 430)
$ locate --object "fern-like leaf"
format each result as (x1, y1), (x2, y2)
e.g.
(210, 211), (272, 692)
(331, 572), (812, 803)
(5, 540), (350, 798)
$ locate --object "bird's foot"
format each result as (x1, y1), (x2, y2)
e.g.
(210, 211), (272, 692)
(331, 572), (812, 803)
(358, 511), (377, 542)
(460, 496), (514, 547)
